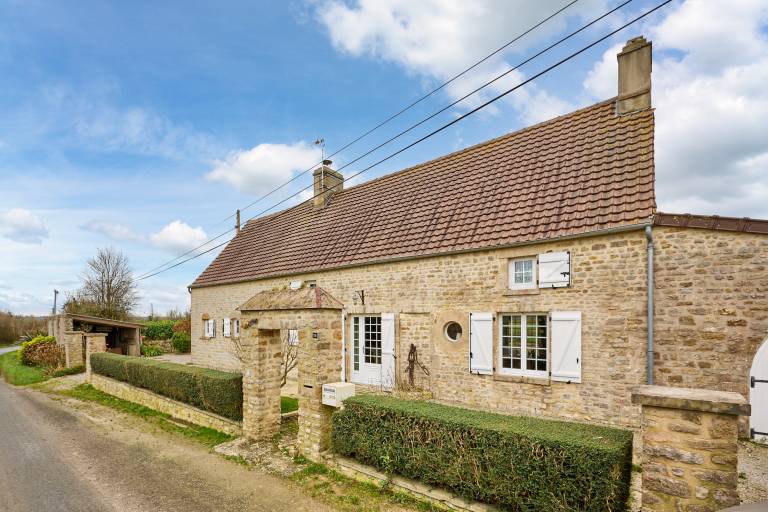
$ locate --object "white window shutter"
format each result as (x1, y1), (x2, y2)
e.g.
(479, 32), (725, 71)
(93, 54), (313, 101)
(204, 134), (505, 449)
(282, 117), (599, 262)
(551, 311), (582, 383)
(469, 312), (493, 375)
(380, 313), (396, 391)
(538, 251), (571, 288)
(204, 320), (212, 338)
(223, 317), (231, 337)
(211, 319), (216, 337)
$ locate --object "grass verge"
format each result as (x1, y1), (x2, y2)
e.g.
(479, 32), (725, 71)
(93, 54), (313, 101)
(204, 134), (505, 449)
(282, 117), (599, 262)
(291, 459), (445, 512)
(0, 350), (48, 385)
(281, 396), (298, 413)
(60, 384), (233, 447)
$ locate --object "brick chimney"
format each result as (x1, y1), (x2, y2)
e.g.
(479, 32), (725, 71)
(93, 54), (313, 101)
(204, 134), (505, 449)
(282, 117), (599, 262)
(312, 160), (343, 208)
(616, 36), (652, 115)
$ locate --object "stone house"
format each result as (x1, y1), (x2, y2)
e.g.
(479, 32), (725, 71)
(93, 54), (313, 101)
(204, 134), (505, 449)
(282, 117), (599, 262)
(188, 37), (768, 435)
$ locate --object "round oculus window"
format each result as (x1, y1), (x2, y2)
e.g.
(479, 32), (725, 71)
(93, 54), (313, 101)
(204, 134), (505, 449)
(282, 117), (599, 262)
(444, 322), (463, 342)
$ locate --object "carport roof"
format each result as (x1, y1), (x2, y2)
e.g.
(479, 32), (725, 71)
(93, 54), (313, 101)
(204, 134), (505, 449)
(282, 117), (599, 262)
(60, 313), (143, 329)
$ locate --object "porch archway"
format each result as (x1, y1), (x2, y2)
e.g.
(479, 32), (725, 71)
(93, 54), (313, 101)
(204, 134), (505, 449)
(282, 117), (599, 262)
(237, 285), (344, 456)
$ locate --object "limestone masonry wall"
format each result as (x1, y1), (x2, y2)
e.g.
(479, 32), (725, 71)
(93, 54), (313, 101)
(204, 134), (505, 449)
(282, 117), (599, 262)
(191, 226), (767, 430)
(653, 228), (768, 404)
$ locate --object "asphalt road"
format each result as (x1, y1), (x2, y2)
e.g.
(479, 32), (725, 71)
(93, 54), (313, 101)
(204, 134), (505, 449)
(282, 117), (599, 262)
(0, 381), (330, 512)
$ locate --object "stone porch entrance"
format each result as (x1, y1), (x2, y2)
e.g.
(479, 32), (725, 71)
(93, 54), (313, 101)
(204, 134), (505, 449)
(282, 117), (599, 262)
(237, 286), (344, 457)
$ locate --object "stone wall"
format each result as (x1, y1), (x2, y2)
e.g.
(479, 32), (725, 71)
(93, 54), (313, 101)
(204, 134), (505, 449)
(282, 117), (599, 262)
(632, 385), (750, 511)
(193, 229), (650, 428)
(191, 226), (768, 430)
(654, 228), (768, 402)
(91, 374), (242, 436)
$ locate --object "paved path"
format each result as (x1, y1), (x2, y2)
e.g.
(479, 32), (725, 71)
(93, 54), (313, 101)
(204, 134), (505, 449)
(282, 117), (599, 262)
(0, 346), (19, 355)
(0, 381), (331, 512)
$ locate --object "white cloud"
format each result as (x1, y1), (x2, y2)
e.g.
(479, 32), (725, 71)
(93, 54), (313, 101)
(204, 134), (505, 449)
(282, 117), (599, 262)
(80, 220), (144, 242)
(149, 221), (208, 254)
(583, 0), (768, 218)
(315, 0), (602, 117)
(0, 209), (49, 244)
(206, 141), (320, 195)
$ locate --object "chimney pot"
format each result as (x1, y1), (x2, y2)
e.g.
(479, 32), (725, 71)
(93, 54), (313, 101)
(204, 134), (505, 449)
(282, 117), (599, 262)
(616, 36), (652, 115)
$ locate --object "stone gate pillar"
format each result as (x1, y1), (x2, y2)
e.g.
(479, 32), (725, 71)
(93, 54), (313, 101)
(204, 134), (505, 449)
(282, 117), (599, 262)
(240, 316), (282, 440)
(632, 385), (750, 511)
(84, 333), (107, 382)
(297, 312), (343, 457)
(63, 331), (84, 368)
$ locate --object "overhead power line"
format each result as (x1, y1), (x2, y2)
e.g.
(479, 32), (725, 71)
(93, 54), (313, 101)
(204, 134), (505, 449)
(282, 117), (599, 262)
(214, 0), (581, 225)
(138, 0), (671, 281)
(135, 1), (580, 279)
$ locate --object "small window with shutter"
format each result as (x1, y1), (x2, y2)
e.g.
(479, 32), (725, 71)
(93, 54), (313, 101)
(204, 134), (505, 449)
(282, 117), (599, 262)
(223, 318), (231, 338)
(233, 318), (240, 338)
(508, 257), (537, 289)
(538, 251), (571, 288)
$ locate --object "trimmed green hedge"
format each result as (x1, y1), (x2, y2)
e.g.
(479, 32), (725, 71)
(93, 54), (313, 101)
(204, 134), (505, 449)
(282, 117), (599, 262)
(90, 353), (242, 420)
(142, 320), (175, 341)
(332, 395), (633, 511)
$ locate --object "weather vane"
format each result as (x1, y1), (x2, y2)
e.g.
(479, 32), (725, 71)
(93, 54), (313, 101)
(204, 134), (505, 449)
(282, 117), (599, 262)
(314, 137), (325, 161)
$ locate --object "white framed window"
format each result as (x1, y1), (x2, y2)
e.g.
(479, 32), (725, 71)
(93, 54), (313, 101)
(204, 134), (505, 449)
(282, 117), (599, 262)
(223, 317), (231, 338)
(233, 318), (240, 338)
(287, 329), (299, 346)
(204, 319), (216, 339)
(499, 313), (548, 378)
(508, 257), (536, 289)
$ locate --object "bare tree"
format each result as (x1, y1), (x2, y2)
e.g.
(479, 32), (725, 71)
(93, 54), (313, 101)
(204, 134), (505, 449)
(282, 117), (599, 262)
(65, 247), (138, 320)
(229, 328), (298, 387)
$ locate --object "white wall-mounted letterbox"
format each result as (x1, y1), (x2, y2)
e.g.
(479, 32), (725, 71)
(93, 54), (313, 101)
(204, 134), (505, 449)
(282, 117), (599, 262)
(322, 382), (356, 407)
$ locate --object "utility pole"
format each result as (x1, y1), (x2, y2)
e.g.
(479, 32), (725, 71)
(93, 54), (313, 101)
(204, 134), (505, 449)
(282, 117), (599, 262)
(150, 303), (154, 320)
(52, 289), (59, 315)
(235, 209), (241, 233)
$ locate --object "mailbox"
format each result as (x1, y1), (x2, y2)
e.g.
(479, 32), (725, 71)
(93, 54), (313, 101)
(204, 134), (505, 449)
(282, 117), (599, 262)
(321, 382), (356, 407)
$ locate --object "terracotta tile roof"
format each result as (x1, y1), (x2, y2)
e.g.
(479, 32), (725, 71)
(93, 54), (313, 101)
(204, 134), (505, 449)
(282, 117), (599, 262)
(654, 213), (768, 234)
(192, 99), (656, 288)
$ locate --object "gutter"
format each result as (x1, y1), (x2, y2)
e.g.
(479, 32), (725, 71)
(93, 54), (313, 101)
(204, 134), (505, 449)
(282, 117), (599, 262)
(645, 225), (654, 384)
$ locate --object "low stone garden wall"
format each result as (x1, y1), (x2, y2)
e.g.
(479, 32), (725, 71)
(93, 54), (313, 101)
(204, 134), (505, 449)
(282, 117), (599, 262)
(90, 373), (242, 436)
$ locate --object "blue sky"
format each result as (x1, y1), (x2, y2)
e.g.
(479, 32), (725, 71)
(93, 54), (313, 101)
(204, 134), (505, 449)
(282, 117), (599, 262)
(1, 0), (767, 315)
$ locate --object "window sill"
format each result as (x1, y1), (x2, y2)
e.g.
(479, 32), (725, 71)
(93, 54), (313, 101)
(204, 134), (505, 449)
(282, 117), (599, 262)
(502, 288), (540, 296)
(493, 373), (550, 386)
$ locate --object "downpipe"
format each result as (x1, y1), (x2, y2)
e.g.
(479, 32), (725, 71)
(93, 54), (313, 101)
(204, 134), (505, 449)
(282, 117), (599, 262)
(645, 225), (654, 385)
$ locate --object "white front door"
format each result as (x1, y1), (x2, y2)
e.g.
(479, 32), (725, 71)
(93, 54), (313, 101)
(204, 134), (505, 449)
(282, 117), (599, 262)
(351, 315), (382, 386)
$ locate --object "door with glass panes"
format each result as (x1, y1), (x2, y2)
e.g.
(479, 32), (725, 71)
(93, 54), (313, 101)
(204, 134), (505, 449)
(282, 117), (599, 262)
(351, 315), (382, 385)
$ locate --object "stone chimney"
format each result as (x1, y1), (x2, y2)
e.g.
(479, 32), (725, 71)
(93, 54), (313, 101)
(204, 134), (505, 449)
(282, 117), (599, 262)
(616, 36), (652, 115)
(312, 160), (343, 208)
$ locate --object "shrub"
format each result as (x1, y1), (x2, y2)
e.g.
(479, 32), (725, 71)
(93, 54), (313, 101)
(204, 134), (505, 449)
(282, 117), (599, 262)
(142, 320), (175, 341)
(19, 335), (64, 368)
(332, 395), (633, 511)
(171, 331), (191, 353)
(90, 353), (242, 420)
(173, 318), (191, 334)
(51, 365), (85, 377)
(141, 344), (163, 357)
